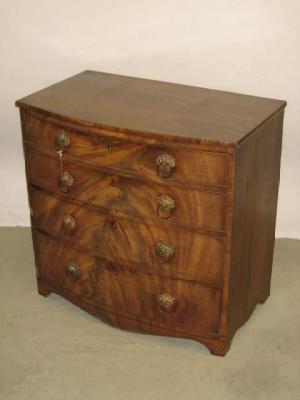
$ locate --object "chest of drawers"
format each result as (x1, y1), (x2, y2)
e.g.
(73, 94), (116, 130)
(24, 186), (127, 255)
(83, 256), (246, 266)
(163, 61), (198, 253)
(16, 71), (286, 355)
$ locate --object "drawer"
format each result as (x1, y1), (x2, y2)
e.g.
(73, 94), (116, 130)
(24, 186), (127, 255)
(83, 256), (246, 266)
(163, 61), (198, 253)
(31, 189), (224, 284)
(35, 232), (221, 335)
(24, 114), (227, 186)
(27, 149), (225, 231)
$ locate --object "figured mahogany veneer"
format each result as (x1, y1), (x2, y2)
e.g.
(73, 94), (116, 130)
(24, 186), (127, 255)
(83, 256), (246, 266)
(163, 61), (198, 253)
(27, 149), (226, 232)
(24, 112), (227, 186)
(16, 70), (286, 355)
(30, 189), (224, 284)
(35, 231), (221, 336)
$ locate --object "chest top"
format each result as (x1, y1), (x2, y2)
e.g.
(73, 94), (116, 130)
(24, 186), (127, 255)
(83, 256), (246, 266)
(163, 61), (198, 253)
(15, 70), (285, 146)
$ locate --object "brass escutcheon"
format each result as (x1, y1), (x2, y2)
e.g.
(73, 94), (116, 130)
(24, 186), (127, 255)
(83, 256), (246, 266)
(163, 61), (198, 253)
(55, 130), (70, 151)
(157, 195), (176, 218)
(58, 171), (74, 193)
(155, 240), (175, 262)
(156, 153), (176, 178)
(61, 214), (76, 236)
(157, 293), (176, 313)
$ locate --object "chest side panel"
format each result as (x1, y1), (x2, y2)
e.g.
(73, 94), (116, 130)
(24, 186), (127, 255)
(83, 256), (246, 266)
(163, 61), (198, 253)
(228, 110), (284, 339)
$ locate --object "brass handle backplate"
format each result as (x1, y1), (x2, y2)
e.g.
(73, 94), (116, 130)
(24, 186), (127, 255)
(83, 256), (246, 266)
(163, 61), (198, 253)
(157, 195), (176, 219)
(61, 214), (76, 236)
(58, 171), (74, 193)
(157, 293), (176, 313)
(55, 130), (70, 151)
(66, 262), (79, 278)
(155, 240), (175, 263)
(156, 153), (176, 178)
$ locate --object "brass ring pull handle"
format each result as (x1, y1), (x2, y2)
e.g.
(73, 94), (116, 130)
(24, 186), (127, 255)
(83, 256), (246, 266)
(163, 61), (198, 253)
(155, 240), (175, 263)
(157, 293), (176, 313)
(55, 130), (70, 151)
(157, 195), (176, 219)
(156, 154), (176, 178)
(58, 171), (74, 193)
(66, 262), (80, 278)
(61, 214), (76, 236)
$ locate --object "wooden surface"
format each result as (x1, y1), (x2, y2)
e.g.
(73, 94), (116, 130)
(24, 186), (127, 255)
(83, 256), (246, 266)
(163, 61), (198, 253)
(17, 72), (286, 355)
(31, 189), (225, 284)
(35, 231), (221, 336)
(16, 70), (286, 145)
(228, 110), (284, 340)
(24, 113), (227, 186)
(28, 150), (226, 232)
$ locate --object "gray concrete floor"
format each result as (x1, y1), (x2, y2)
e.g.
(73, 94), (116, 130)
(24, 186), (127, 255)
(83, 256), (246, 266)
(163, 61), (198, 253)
(0, 227), (299, 400)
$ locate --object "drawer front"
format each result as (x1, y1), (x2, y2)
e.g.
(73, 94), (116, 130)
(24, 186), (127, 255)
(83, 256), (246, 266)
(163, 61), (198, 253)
(27, 149), (225, 231)
(24, 114), (227, 186)
(31, 190), (224, 283)
(35, 232), (221, 335)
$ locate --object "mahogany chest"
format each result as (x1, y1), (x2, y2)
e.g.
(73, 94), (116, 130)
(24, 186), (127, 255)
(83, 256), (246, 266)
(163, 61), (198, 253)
(16, 71), (286, 355)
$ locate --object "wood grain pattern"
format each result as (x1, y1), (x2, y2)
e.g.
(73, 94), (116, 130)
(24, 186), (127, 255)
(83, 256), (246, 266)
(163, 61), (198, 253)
(30, 189), (225, 284)
(35, 231), (222, 336)
(16, 71), (286, 356)
(27, 149), (226, 232)
(37, 278), (230, 355)
(227, 110), (284, 341)
(16, 70), (286, 145)
(24, 113), (227, 186)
